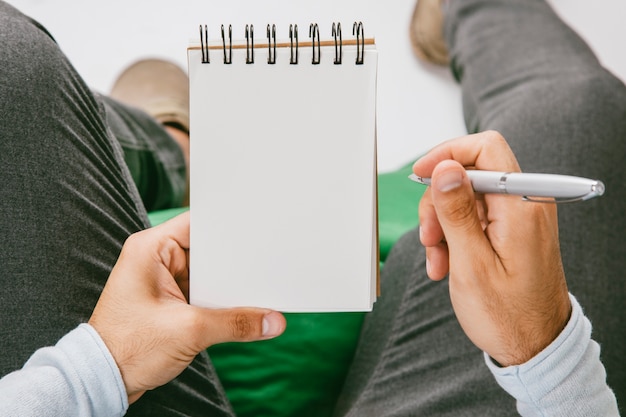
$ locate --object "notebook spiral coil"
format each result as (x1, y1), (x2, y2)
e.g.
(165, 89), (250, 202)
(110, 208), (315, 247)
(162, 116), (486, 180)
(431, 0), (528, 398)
(199, 22), (367, 65)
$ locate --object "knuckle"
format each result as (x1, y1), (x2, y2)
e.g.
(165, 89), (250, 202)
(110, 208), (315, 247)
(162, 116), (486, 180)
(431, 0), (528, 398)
(481, 130), (506, 146)
(122, 228), (159, 252)
(441, 194), (477, 229)
(229, 313), (257, 339)
(123, 232), (142, 248)
(119, 232), (146, 258)
(479, 131), (520, 171)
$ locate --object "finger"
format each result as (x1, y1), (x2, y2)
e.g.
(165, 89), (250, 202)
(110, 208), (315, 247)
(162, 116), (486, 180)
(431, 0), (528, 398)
(425, 242), (449, 281)
(419, 188), (450, 280)
(173, 253), (190, 301)
(153, 211), (191, 250)
(193, 307), (286, 346)
(412, 131), (521, 178)
(418, 187), (445, 247)
(430, 160), (492, 262)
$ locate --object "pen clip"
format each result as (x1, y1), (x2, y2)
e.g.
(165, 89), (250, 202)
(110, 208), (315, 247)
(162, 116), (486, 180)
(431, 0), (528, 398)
(522, 196), (575, 203)
(522, 193), (595, 204)
(523, 181), (605, 203)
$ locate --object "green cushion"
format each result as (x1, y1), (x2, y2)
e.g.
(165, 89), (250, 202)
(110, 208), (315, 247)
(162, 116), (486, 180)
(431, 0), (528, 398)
(148, 161), (426, 417)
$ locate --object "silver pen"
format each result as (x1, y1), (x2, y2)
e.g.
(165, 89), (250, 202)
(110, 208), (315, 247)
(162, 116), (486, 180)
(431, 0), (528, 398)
(408, 171), (605, 203)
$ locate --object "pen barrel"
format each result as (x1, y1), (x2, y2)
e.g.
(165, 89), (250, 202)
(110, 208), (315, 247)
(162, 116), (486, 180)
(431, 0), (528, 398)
(505, 173), (599, 198)
(469, 171), (602, 199)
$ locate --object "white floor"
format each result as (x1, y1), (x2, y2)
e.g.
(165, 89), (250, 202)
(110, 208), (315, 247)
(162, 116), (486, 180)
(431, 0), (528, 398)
(6, 0), (626, 172)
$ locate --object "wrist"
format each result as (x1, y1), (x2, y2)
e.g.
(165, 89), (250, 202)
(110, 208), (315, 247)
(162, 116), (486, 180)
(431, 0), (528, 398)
(492, 292), (572, 367)
(484, 294), (608, 411)
(489, 293), (573, 367)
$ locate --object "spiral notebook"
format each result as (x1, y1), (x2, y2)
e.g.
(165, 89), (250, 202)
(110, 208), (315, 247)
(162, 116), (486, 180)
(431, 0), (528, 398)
(188, 22), (378, 312)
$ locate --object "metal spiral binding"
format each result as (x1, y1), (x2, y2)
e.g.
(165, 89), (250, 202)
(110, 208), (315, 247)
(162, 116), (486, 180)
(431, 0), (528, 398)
(332, 22), (342, 65)
(221, 24), (232, 64)
(290, 24), (298, 65)
(353, 21), (364, 65)
(309, 23), (321, 65)
(200, 24), (209, 64)
(245, 24), (254, 64)
(267, 24), (277, 64)
(200, 22), (366, 65)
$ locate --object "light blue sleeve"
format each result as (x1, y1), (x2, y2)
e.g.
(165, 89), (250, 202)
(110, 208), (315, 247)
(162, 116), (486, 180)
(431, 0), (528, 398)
(485, 294), (619, 417)
(0, 323), (129, 417)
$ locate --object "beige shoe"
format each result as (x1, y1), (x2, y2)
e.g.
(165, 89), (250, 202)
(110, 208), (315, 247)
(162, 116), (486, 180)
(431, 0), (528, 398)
(409, 0), (449, 65)
(110, 58), (189, 133)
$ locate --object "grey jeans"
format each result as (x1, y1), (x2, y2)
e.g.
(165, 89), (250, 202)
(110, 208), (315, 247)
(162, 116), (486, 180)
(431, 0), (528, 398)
(0, 1), (231, 415)
(335, 0), (626, 416)
(1, 0), (624, 416)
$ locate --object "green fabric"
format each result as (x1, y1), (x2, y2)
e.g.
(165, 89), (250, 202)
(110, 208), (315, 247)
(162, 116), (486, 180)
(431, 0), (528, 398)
(147, 206), (189, 226)
(377, 162), (425, 262)
(147, 161), (426, 417)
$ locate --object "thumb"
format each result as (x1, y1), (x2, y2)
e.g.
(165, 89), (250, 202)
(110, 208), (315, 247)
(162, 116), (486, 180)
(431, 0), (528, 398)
(192, 307), (286, 347)
(431, 161), (487, 256)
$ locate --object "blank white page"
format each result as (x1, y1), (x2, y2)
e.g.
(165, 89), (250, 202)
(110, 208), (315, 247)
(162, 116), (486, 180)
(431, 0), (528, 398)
(188, 34), (378, 312)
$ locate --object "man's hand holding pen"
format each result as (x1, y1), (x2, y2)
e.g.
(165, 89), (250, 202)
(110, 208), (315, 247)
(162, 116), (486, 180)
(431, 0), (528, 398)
(413, 131), (572, 366)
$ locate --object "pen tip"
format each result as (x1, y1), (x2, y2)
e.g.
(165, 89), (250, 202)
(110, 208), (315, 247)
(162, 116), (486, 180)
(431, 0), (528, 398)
(408, 174), (430, 186)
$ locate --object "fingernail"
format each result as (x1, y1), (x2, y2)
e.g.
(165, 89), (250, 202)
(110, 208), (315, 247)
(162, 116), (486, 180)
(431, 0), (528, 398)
(262, 312), (284, 338)
(436, 170), (463, 192)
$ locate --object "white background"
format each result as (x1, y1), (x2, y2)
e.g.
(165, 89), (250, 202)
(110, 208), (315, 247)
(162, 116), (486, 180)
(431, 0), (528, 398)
(6, 0), (626, 172)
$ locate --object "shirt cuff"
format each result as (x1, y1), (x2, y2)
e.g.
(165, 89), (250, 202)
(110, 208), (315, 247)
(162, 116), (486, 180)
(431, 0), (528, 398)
(484, 294), (589, 399)
(30, 323), (130, 415)
(483, 293), (621, 417)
